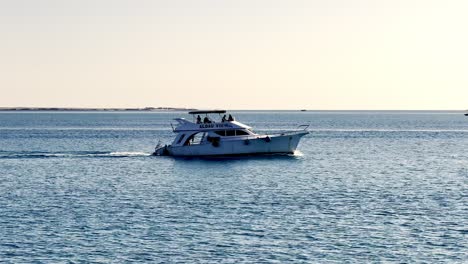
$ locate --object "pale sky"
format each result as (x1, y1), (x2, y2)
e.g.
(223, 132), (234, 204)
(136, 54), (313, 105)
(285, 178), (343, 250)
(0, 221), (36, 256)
(1, 0), (467, 110)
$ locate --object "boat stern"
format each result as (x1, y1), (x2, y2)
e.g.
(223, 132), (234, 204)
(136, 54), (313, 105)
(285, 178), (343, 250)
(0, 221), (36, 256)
(153, 145), (171, 156)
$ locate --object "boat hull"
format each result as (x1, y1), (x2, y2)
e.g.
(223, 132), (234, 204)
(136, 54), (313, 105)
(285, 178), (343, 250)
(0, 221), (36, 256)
(154, 132), (308, 157)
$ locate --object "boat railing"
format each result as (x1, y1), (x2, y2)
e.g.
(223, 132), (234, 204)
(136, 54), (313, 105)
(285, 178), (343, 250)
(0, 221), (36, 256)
(269, 124), (310, 136)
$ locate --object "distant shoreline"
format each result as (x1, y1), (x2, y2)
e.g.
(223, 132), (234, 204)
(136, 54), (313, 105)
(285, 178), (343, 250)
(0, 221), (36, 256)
(0, 108), (465, 112)
(0, 107), (197, 112)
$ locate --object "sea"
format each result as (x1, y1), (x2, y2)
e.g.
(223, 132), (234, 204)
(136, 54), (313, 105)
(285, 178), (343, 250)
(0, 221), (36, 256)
(0, 111), (467, 263)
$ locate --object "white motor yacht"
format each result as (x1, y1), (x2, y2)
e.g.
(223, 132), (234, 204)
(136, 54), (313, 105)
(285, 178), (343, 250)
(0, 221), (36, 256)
(153, 110), (309, 157)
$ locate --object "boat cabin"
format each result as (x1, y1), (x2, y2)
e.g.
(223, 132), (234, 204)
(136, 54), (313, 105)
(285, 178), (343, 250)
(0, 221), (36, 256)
(170, 110), (256, 147)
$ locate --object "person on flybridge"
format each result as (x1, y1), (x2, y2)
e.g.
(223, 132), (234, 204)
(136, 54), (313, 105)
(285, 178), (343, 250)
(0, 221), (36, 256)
(203, 116), (211, 123)
(198, 113), (234, 123)
(221, 114), (235, 122)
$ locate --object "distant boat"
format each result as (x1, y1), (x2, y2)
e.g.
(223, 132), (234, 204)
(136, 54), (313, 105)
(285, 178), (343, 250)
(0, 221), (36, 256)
(465, 113), (468, 116)
(300, 109), (307, 112)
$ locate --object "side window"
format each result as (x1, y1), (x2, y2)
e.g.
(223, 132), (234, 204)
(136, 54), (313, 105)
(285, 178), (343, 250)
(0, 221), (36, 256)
(235, 130), (249, 136)
(214, 130), (226, 136)
(176, 134), (185, 144)
(226, 130), (235, 136)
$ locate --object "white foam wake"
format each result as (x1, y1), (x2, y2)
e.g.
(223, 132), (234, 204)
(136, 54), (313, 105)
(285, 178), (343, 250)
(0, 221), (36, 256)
(108, 152), (151, 157)
(0, 151), (152, 159)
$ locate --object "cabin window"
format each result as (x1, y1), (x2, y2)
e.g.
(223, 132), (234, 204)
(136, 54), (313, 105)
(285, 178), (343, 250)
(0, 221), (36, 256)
(183, 134), (195, 146)
(176, 134), (185, 144)
(235, 130), (249, 136)
(185, 132), (206, 145)
(214, 130), (226, 136)
(214, 130), (249, 136)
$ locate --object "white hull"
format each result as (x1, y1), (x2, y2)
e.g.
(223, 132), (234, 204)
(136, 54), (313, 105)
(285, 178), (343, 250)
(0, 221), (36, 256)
(154, 132), (308, 157)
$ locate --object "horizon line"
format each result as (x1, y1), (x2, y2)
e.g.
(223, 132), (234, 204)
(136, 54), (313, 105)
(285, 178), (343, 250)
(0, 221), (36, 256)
(0, 107), (466, 112)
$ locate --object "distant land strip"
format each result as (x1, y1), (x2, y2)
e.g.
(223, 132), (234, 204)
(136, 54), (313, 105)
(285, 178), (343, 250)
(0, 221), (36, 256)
(0, 107), (197, 111)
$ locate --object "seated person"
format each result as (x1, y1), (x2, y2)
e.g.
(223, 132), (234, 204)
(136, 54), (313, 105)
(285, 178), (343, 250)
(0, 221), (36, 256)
(203, 116), (210, 123)
(221, 115), (227, 122)
(228, 114), (234, 122)
(196, 115), (202, 124)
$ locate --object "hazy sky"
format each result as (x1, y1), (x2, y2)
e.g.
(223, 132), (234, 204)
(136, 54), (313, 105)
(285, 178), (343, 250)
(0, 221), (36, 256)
(1, 0), (467, 110)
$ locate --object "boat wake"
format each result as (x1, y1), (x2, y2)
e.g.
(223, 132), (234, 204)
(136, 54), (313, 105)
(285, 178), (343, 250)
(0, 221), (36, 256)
(293, 150), (304, 156)
(0, 151), (152, 159)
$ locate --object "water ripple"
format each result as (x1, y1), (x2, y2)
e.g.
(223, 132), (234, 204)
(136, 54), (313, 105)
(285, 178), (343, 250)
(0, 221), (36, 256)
(0, 111), (467, 263)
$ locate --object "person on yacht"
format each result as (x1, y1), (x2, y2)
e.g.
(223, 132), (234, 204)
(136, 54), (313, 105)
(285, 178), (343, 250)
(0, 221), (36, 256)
(203, 116), (210, 123)
(221, 115), (227, 122)
(228, 114), (234, 122)
(196, 115), (202, 124)
(184, 135), (194, 146)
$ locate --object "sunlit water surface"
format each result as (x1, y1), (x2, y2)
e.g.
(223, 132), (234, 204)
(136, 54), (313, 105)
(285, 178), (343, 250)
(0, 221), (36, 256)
(1, 111), (467, 263)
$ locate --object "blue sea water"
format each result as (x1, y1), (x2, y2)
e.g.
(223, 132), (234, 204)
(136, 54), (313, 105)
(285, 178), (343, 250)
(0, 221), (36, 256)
(0, 111), (467, 263)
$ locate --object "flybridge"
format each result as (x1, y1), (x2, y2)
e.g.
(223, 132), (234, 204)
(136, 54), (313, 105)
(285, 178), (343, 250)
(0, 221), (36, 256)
(171, 110), (250, 132)
(173, 119), (250, 132)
